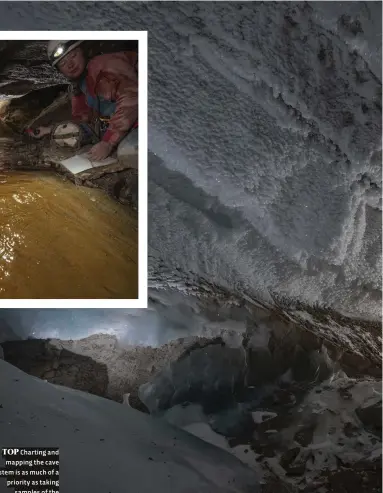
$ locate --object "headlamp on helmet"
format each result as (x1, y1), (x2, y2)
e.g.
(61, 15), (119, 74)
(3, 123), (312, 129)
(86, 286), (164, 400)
(47, 40), (83, 67)
(53, 45), (65, 59)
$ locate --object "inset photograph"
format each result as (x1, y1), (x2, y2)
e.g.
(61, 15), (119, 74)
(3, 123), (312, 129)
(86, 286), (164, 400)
(0, 32), (147, 306)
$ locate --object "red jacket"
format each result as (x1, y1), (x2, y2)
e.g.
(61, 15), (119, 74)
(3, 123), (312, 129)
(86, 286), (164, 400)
(71, 51), (138, 146)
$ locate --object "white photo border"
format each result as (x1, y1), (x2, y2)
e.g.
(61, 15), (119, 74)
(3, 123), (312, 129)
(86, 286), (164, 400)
(0, 31), (148, 309)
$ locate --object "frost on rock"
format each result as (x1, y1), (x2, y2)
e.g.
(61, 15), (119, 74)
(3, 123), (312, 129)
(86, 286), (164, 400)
(0, 359), (260, 493)
(0, 2), (381, 321)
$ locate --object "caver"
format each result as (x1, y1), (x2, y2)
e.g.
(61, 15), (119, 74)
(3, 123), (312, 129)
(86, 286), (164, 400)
(27, 40), (139, 209)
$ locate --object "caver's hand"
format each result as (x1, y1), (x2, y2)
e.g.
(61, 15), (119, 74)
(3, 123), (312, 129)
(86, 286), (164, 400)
(88, 141), (114, 161)
(28, 126), (53, 138)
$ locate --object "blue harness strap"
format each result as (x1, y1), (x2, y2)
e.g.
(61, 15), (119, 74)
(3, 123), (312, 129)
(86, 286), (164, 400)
(79, 78), (117, 118)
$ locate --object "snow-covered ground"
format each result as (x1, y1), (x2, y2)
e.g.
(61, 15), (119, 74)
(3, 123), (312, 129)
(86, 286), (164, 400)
(0, 2), (380, 319)
(0, 358), (261, 493)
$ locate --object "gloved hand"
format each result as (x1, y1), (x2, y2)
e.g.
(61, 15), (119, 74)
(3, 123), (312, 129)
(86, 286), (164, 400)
(27, 126), (53, 139)
(87, 141), (114, 161)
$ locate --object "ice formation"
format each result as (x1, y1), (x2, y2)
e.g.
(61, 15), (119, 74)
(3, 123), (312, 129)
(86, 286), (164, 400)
(0, 2), (381, 319)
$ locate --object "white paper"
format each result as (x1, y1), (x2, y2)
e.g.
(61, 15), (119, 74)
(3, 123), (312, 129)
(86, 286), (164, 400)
(60, 152), (117, 175)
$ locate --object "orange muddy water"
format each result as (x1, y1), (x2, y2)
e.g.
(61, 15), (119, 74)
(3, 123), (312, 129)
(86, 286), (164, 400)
(0, 172), (138, 299)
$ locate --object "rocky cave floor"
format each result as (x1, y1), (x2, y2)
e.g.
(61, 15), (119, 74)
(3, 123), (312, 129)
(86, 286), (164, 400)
(1, 313), (381, 493)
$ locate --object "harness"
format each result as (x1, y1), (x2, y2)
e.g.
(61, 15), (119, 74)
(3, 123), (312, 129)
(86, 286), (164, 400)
(78, 77), (138, 138)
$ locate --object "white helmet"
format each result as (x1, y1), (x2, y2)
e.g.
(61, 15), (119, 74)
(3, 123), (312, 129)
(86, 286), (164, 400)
(47, 40), (83, 67)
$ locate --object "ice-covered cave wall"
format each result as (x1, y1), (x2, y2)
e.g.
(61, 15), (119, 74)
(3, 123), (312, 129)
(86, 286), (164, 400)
(0, 2), (381, 319)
